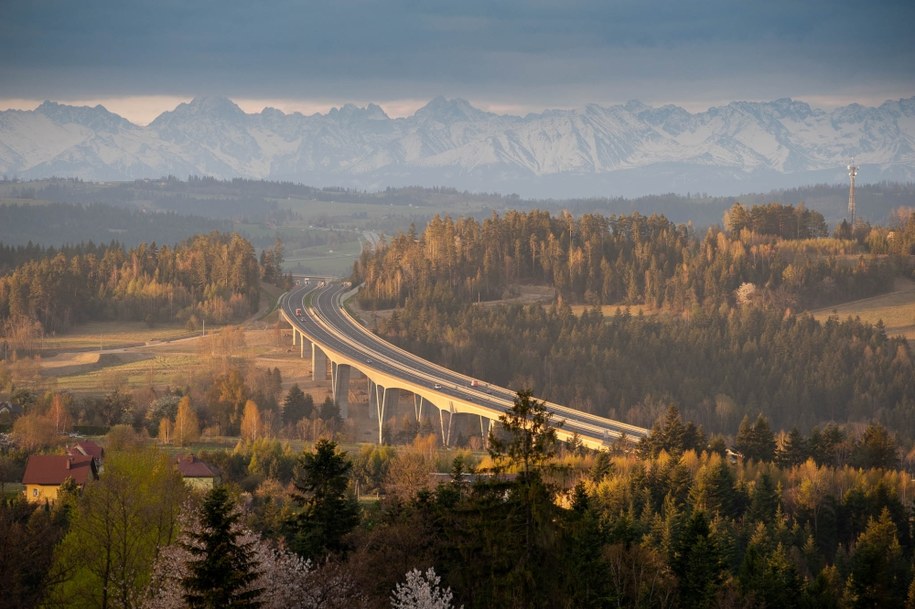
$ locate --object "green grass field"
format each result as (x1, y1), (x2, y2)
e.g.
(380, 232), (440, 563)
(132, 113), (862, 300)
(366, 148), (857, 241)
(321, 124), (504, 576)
(50, 353), (200, 394)
(42, 321), (196, 352)
(811, 278), (915, 342)
(34, 307), (312, 398)
(274, 197), (430, 224)
(285, 239), (364, 277)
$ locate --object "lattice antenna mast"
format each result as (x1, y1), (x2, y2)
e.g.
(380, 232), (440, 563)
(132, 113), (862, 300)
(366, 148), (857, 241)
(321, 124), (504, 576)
(847, 160), (858, 226)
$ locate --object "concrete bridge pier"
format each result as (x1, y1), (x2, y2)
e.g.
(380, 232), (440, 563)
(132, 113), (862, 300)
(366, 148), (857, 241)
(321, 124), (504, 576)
(367, 380), (397, 443)
(413, 394), (425, 421)
(312, 344), (328, 381)
(439, 403), (456, 447)
(480, 415), (492, 448)
(300, 331), (311, 358)
(331, 362), (351, 419)
(368, 379), (377, 419)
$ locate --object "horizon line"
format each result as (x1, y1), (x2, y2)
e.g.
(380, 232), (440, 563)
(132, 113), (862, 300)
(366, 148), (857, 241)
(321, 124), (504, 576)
(1, 93), (913, 127)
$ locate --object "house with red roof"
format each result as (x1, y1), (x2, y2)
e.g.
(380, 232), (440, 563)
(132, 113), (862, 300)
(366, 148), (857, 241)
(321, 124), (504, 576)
(68, 440), (104, 470)
(22, 454), (99, 503)
(175, 454), (218, 490)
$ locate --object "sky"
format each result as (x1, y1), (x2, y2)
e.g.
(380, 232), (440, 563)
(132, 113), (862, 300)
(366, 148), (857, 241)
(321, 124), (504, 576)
(1, 0), (913, 124)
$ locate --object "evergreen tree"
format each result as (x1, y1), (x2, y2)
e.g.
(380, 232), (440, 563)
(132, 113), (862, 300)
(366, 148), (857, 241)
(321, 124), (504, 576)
(671, 510), (724, 609)
(285, 439), (359, 560)
(739, 526), (803, 609)
(690, 459), (742, 519)
(468, 390), (569, 608)
(0, 497), (67, 609)
(638, 406), (705, 458)
(565, 485), (612, 609)
(747, 472), (780, 523)
(182, 486), (262, 609)
(809, 424), (850, 467)
(488, 389), (561, 478)
(776, 428), (808, 468)
(850, 422), (898, 470)
(735, 414), (776, 462)
(589, 451), (614, 482)
(319, 396), (340, 422)
(281, 384), (312, 426)
(844, 509), (909, 609)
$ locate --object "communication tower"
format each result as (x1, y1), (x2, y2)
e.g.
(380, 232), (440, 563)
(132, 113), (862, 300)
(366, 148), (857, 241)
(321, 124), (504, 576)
(847, 160), (858, 226)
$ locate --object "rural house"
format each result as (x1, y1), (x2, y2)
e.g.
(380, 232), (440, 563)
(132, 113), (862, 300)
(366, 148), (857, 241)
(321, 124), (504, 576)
(22, 454), (99, 503)
(175, 454), (218, 490)
(68, 440), (105, 470)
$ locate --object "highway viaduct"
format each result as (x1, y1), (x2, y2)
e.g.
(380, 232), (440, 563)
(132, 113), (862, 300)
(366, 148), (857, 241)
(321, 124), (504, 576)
(281, 282), (648, 450)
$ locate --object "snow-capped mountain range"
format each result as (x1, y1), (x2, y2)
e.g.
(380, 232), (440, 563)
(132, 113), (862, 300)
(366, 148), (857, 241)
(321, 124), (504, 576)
(1, 96), (913, 197)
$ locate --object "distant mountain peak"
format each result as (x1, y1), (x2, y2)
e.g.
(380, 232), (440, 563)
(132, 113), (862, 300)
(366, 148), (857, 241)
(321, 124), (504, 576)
(34, 100), (131, 131)
(365, 103), (388, 119)
(36, 99), (105, 115)
(2, 96), (914, 197)
(328, 103), (389, 121)
(36, 100), (62, 112)
(623, 100), (651, 114)
(415, 96), (488, 122)
(148, 96), (246, 131)
(184, 96), (244, 116)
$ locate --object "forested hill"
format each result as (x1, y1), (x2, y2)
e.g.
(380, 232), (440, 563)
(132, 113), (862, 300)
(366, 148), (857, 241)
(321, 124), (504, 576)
(354, 208), (915, 313)
(4, 178), (915, 230)
(0, 232), (262, 336)
(0, 202), (231, 248)
(356, 207), (915, 442)
(379, 302), (915, 440)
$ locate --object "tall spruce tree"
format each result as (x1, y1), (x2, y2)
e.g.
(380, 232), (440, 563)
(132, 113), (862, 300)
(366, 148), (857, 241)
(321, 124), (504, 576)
(485, 390), (567, 608)
(850, 422), (899, 470)
(671, 510), (724, 609)
(281, 384), (312, 426)
(844, 509), (909, 608)
(488, 389), (561, 478)
(775, 428), (808, 468)
(182, 486), (262, 609)
(735, 414), (776, 462)
(285, 439), (359, 560)
(638, 406), (705, 458)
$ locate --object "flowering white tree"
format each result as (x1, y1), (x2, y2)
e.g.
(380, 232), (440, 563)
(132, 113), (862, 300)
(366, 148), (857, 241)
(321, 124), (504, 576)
(735, 282), (757, 306)
(391, 568), (461, 609)
(143, 503), (361, 609)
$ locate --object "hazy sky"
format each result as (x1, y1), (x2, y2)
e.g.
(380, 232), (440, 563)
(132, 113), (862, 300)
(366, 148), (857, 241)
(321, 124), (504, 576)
(1, 0), (913, 124)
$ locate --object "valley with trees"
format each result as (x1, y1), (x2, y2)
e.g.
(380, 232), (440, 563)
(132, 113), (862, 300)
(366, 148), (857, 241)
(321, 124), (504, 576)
(1, 181), (915, 608)
(3, 0), (914, 605)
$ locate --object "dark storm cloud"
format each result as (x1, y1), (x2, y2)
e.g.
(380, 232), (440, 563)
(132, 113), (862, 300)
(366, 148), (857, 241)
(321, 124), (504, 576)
(1, 0), (912, 105)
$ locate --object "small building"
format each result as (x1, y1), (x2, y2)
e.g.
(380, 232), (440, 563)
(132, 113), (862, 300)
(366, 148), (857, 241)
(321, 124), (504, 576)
(175, 454), (218, 491)
(22, 454), (99, 503)
(69, 440), (105, 470)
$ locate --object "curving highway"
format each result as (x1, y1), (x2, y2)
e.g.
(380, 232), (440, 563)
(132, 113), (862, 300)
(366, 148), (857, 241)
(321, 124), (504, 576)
(281, 281), (648, 449)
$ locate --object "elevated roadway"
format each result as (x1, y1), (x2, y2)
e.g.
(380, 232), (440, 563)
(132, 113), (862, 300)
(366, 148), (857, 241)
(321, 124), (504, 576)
(281, 282), (648, 450)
